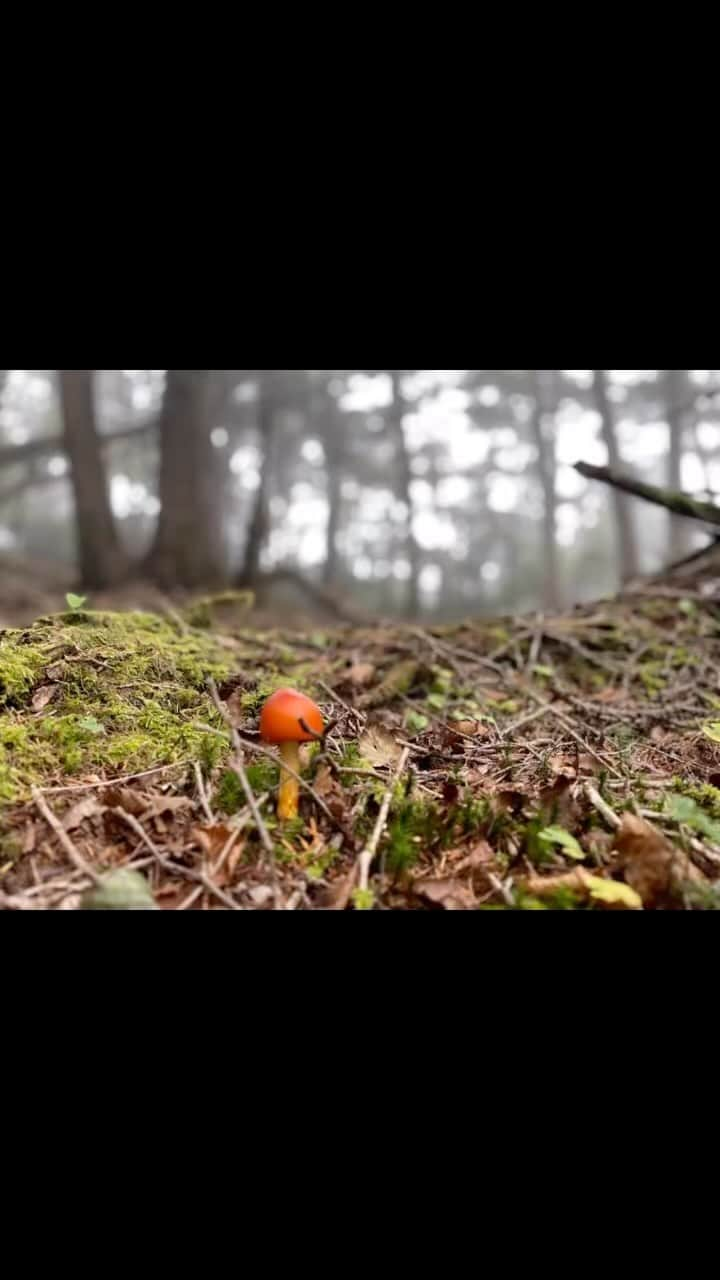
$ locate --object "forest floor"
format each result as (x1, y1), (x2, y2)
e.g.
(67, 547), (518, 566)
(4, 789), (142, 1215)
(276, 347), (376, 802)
(2, 574), (720, 910)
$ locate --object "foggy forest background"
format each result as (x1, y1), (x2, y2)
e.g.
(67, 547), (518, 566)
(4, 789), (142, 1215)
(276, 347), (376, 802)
(1, 370), (719, 622)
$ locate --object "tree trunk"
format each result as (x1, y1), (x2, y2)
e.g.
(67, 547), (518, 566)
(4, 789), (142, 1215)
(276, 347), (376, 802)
(147, 370), (225, 588)
(530, 370), (562, 611)
(664, 370), (691, 561)
(592, 370), (639, 581)
(388, 371), (421, 618)
(240, 372), (277, 584)
(57, 370), (130, 589)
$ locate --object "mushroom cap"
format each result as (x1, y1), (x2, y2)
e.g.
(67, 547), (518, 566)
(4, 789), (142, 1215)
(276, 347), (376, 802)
(259, 688), (324, 744)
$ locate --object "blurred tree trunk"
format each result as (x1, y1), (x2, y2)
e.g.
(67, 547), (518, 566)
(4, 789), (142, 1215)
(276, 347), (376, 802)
(57, 370), (130, 589)
(388, 371), (421, 617)
(312, 379), (343, 589)
(147, 370), (225, 588)
(592, 370), (639, 581)
(530, 370), (562, 610)
(664, 370), (691, 561)
(240, 372), (277, 584)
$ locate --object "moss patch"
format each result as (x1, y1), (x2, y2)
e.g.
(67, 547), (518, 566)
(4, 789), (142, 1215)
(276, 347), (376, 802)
(0, 611), (234, 803)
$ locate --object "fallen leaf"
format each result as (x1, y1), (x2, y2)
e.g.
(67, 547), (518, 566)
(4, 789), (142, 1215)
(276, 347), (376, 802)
(102, 786), (147, 816)
(347, 662), (375, 687)
(454, 841), (495, 874)
(615, 813), (704, 907)
(358, 724), (403, 768)
(193, 823), (237, 861)
(32, 685), (58, 713)
(583, 875), (643, 910)
(142, 795), (192, 818)
(416, 877), (477, 911)
(324, 864), (358, 911)
(522, 868), (641, 909)
(63, 796), (105, 831)
(451, 720), (486, 738)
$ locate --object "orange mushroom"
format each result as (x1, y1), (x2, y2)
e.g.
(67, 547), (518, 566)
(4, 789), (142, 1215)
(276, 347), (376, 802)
(260, 689), (324, 822)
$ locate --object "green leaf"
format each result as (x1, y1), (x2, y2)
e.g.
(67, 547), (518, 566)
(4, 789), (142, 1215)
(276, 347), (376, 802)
(66, 593), (87, 611)
(679, 599), (696, 616)
(405, 710), (430, 736)
(538, 826), (585, 861)
(664, 794), (720, 844)
(352, 888), (376, 911)
(533, 664), (555, 678)
(77, 716), (106, 736)
(584, 875), (643, 910)
(427, 692), (447, 711)
(702, 722), (720, 745)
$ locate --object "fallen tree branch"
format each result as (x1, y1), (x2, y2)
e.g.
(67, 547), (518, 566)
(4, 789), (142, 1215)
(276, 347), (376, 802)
(575, 462), (720, 528)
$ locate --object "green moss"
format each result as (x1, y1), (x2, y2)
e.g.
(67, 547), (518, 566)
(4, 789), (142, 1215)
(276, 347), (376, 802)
(0, 611), (235, 804)
(671, 779), (720, 820)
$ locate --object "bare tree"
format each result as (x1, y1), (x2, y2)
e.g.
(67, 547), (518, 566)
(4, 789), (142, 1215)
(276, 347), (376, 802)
(530, 370), (562, 610)
(147, 371), (225, 588)
(592, 371), (639, 581)
(240, 372), (278, 584)
(387, 371), (421, 617)
(664, 370), (691, 561)
(57, 370), (130, 588)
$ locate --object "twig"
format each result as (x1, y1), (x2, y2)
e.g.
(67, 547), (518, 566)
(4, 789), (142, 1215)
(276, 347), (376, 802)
(32, 788), (103, 886)
(487, 873), (516, 908)
(316, 678), (357, 718)
(35, 763), (186, 796)
(584, 784), (621, 831)
(113, 808), (242, 911)
(206, 679), (275, 859)
(194, 762), (215, 825)
(357, 747), (411, 894)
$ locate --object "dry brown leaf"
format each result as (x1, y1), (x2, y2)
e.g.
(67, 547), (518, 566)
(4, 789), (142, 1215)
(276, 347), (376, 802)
(143, 795), (192, 818)
(347, 662), (375, 687)
(32, 684), (58, 713)
(358, 724), (403, 768)
(416, 877), (477, 911)
(452, 720), (487, 737)
(193, 823), (236, 861)
(454, 841), (495, 874)
(102, 786), (148, 816)
(324, 865), (359, 911)
(63, 796), (105, 831)
(615, 813), (703, 907)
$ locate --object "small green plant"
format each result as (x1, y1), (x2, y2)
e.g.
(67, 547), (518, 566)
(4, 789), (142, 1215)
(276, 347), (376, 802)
(537, 826), (585, 861)
(352, 888), (376, 911)
(66, 593), (87, 611)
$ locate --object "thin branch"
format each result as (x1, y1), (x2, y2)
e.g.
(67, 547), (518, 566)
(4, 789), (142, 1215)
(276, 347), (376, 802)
(584, 783), (621, 831)
(357, 747), (411, 894)
(113, 808), (241, 911)
(32, 788), (103, 886)
(206, 679), (275, 858)
(194, 762), (215, 825)
(575, 462), (720, 528)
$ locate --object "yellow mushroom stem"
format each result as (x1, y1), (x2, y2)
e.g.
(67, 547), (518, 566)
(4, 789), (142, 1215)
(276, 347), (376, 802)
(277, 739), (302, 821)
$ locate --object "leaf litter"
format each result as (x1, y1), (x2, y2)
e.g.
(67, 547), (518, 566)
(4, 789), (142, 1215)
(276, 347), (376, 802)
(3, 585), (720, 909)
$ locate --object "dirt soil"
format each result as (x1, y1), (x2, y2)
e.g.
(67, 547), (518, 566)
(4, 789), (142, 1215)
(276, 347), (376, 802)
(2, 572), (720, 911)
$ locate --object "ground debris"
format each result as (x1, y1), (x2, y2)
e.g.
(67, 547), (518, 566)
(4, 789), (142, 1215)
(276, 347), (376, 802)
(3, 587), (720, 909)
